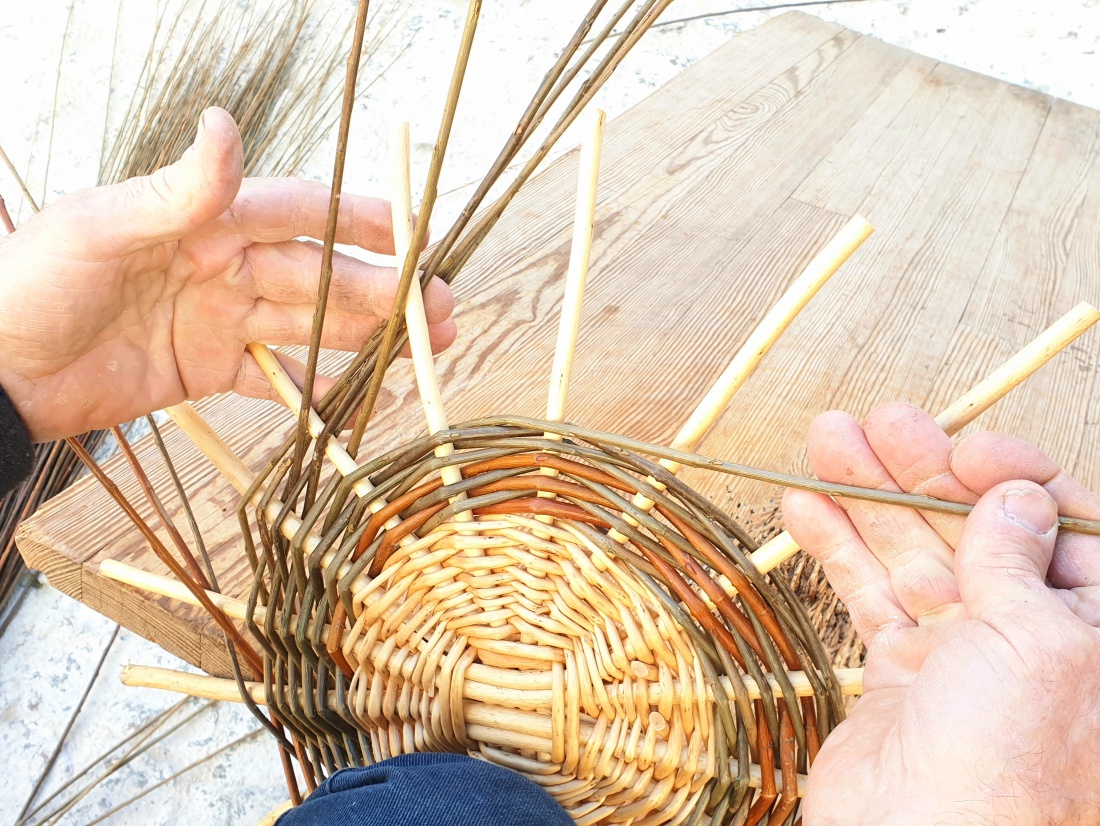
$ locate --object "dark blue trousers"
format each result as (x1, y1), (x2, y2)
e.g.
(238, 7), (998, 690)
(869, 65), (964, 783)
(277, 753), (573, 826)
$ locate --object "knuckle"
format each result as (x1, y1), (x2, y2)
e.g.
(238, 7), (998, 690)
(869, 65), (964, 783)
(143, 170), (194, 214)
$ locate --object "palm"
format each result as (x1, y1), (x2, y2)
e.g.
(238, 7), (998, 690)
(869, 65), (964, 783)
(0, 108), (454, 442)
(784, 403), (1100, 824)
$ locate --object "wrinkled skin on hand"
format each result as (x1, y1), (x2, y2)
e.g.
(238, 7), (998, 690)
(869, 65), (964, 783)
(0, 107), (455, 442)
(784, 403), (1100, 826)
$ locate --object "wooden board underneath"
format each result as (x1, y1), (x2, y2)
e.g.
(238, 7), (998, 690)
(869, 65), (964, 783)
(18, 12), (1100, 676)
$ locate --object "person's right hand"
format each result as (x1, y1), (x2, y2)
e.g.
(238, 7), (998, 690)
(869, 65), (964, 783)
(782, 403), (1100, 825)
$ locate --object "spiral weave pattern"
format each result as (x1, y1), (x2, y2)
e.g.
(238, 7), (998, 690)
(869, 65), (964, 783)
(242, 419), (843, 824)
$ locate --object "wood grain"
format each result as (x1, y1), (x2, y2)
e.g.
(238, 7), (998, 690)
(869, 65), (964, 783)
(17, 12), (1100, 676)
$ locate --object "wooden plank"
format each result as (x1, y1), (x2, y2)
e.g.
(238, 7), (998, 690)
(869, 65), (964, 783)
(17, 12), (1100, 675)
(926, 98), (1100, 474)
(680, 62), (1055, 519)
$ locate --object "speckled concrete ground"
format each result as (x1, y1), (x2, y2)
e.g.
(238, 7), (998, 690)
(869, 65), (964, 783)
(1, 1), (1098, 823)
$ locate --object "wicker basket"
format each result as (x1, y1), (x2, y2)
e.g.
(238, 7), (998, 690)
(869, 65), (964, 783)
(235, 416), (841, 825)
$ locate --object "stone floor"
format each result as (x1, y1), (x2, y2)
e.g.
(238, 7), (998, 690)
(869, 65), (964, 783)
(1, 1), (1097, 823)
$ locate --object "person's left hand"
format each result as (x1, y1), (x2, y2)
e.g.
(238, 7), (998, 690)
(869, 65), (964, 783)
(0, 107), (456, 442)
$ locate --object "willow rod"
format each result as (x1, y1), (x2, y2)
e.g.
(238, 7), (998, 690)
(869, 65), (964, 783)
(349, 0), (483, 450)
(163, 396), (1100, 595)
(122, 664), (811, 796)
(539, 108), (606, 519)
(607, 215), (874, 544)
(64, 437), (264, 676)
(750, 299), (1100, 573)
(0, 142), (39, 213)
(389, 121), (468, 519)
(291, 0), (372, 478)
(450, 417), (1100, 537)
(104, 558), (865, 701)
(0, 194), (14, 233)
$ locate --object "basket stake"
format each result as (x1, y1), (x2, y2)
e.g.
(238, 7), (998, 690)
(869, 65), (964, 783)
(538, 108), (606, 521)
(607, 215), (875, 542)
(393, 121), (472, 524)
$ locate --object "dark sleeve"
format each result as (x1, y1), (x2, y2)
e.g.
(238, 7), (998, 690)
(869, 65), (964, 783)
(0, 385), (34, 497)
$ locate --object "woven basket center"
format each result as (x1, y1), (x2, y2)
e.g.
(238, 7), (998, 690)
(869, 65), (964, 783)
(341, 513), (717, 821)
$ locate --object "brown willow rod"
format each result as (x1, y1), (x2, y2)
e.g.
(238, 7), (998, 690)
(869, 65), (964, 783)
(528, 0), (636, 127)
(144, 417), (214, 586)
(81, 727), (265, 826)
(64, 437), (264, 676)
(25, 700), (215, 826)
(458, 418), (1100, 537)
(111, 425), (212, 590)
(436, 0), (677, 279)
(0, 193), (14, 233)
(14, 699), (190, 826)
(254, 1), (667, 484)
(0, 441), (63, 576)
(416, 0), (614, 280)
(144, 415), (293, 755)
(314, 0), (659, 463)
(15, 626), (119, 825)
(603, 0), (878, 42)
(313, 0), (627, 458)
(0, 142), (39, 213)
(291, 0), (371, 483)
(72, 433), (302, 802)
(348, 0), (483, 453)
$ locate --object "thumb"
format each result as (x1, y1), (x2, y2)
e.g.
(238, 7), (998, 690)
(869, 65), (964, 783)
(61, 107), (243, 257)
(955, 481), (1062, 622)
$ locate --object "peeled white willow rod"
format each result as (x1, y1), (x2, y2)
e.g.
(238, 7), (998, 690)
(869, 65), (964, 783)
(165, 402), (316, 555)
(119, 662), (833, 793)
(544, 108), (605, 439)
(608, 215), (875, 542)
(247, 343), (367, 490)
(393, 121), (470, 523)
(109, 565), (863, 701)
(539, 109), (605, 521)
(164, 403), (369, 586)
(748, 300), (1100, 574)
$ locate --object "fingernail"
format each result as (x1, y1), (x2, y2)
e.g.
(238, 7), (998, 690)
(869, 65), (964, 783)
(196, 110), (209, 141)
(1001, 488), (1057, 534)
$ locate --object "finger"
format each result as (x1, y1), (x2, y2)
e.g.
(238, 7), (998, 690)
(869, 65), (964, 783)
(246, 299), (457, 355)
(862, 402), (980, 547)
(1056, 587), (1100, 627)
(860, 624), (951, 691)
(807, 411), (962, 623)
(46, 107), (243, 258)
(954, 482), (1067, 623)
(244, 240), (455, 324)
(234, 349), (340, 420)
(783, 487), (914, 649)
(228, 178), (428, 251)
(952, 432), (1100, 588)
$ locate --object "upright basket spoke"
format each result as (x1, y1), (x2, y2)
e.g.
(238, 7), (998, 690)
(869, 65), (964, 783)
(539, 109), (606, 518)
(393, 122), (471, 524)
(608, 215), (875, 542)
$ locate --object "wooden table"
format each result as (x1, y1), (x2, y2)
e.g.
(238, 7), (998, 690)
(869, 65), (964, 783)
(18, 12), (1100, 676)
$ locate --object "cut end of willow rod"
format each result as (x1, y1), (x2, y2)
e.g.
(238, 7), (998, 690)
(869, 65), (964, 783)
(933, 301), (1100, 437)
(665, 213), (874, 467)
